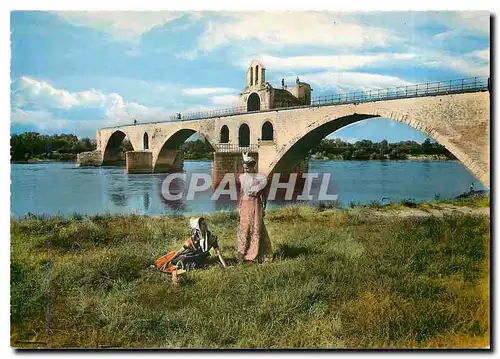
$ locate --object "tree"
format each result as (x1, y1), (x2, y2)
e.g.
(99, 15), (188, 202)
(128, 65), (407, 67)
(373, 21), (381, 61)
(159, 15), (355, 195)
(421, 138), (432, 154)
(341, 150), (352, 160)
(180, 139), (214, 160)
(351, 149), (370, 160)
(379, 139), (389, 156)
(389, 148), (408, 160)
(10, 132), (97, 162)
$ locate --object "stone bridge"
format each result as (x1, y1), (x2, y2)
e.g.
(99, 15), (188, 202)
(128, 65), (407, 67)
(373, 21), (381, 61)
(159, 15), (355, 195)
(78, 90), (490, 188)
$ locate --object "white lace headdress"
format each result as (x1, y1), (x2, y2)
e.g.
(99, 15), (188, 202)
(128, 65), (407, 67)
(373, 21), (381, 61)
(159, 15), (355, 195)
(242, 152), (256, 164)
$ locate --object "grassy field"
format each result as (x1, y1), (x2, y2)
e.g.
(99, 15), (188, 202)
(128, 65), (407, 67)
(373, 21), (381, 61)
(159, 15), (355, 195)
(11, 203), (490, 349)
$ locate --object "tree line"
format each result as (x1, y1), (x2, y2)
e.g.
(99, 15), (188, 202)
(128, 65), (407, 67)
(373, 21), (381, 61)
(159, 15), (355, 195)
(179, 140), (214, 160)
(310, 138), (456, 160)
(10, 132), (96, 162)
(176, 138), (455, 161)
(10, 132), (455, 162)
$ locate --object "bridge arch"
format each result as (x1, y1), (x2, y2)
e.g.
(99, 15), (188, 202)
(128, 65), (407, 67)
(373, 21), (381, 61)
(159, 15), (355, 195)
(266, 111), (487, 187)
(153, 128), (214, 172)
(247, 92), (260, 111)
(102, 130), (135, 165)
(220, 125), (229, 143)
(238, 123), (251, 147)
(261, 121), (274, 141)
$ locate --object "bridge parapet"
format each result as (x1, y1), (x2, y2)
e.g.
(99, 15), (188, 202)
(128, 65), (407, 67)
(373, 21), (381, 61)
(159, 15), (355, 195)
(213, 143), (259, 153)
(310, 77), (489, 107)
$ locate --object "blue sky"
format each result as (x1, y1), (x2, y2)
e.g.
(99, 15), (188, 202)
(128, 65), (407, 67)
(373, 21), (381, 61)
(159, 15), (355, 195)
(10, 11), (490, 143)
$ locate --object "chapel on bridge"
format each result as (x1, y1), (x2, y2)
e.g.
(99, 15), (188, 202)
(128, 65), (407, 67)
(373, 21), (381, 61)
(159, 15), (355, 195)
(239, 60), (312, 111)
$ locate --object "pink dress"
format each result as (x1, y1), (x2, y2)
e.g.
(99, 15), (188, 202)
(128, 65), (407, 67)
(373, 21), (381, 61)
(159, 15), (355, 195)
(237, 173), (273, 262)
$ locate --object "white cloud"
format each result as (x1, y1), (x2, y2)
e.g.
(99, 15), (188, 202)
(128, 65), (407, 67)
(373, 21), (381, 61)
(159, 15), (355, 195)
(11, 108), (135, 136)
(183, 87), (236, 96)
(432, 11), (490, 40)
(285, 72), (412, 93)
(54, 11), (184, 42)
(467, 48), (490, 62)
(11, 108), (74, 132)
(242, 53), (417, 71)
(11, 76), (244, 136)
(102, 93), (168, 125)
(181, 105), (218, 113)
(455, 12), (490, 34)
(419, 50), (489, 77)
(12, 76), (174, 129)
(246, 48), (489, 79)
(15, 76), (107, 109)
(194, 12), (398, 56)
(209, 95), (240, 107)
(448, 12), (490, 35)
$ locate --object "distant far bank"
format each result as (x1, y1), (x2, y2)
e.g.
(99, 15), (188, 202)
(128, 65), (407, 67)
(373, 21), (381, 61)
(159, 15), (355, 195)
(11, 156), (456, 164)
(11, 159), (76, 164)
(11, 132), (455, 163)
(311, 154), (453, 161)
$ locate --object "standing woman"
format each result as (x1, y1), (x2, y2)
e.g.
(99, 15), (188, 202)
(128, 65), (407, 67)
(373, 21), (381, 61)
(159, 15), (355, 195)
(236, 153), (273, 262)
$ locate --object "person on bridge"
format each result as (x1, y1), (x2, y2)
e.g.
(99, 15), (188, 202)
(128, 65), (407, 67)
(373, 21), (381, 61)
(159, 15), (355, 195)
(236, 153), (273, 263)
(281, 78), (285, 89)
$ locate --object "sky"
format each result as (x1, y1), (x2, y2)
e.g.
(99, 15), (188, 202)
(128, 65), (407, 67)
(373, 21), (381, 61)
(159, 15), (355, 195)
(10, 11), (490, 143)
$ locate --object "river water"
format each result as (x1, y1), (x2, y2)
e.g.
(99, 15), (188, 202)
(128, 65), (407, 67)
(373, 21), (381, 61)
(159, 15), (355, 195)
(10, 160), (486, 218)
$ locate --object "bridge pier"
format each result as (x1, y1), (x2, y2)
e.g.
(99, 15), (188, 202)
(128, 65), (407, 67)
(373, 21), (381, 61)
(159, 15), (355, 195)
(76, 150), (103, 167)
(154, 149), (184, 173)
(102, 147), (126, 166)
(212, 150), (308, 190)
(126, 151), (153, 174)
(212, 151), (259, 188)
(269, 160), (309, 189)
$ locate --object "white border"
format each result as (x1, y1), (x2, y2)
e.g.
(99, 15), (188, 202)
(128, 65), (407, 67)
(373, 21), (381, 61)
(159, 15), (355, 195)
(2, 1), (497, 357)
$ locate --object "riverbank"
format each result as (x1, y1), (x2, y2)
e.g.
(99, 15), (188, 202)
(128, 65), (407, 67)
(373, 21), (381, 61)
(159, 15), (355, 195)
(11, 198), (490, 349)
(311, 154), (453, 161)
(11, 159), (75, 164)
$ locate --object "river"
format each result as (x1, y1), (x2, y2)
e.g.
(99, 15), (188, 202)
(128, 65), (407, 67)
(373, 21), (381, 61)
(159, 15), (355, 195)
(10, 160), (487, 218)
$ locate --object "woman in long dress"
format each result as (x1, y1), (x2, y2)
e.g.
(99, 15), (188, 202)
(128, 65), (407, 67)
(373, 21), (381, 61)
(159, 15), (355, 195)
(236, 153), (273, 262)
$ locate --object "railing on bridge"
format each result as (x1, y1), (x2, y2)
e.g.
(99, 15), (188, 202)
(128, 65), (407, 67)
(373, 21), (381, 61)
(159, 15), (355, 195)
(213, 143), (259, 153)
(101, 76), (489, 129)
(310, 77), (489, 107)
(169, 76), (489, 122)
(167, 103), (271, 121)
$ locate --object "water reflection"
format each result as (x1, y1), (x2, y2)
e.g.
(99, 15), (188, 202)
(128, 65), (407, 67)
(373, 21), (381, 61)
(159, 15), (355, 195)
(109, 190), (128, 207)
(214, 195), (238, 212)
(421, 160), (431, 182)
(143, 191), (150, 211)
(379, 161), (389, 189)
(160, 176), (187, 212)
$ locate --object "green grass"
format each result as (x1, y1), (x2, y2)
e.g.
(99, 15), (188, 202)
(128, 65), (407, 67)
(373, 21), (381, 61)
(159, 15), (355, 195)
(11, 206), (490, 348)
(440, 194), (490, 208)
(349, 193), (490, 211)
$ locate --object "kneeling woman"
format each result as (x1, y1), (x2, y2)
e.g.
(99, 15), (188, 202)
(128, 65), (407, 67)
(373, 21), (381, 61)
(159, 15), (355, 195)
(157, 217), (227, 271)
